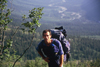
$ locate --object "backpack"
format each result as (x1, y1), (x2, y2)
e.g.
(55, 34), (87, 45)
(50, 26), (70, 62)
(55, 26), (67, 37)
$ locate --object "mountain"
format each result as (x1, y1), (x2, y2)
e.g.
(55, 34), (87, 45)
(7, 0), (100, 36)
(82, 0), (100, 22)
(7, 0), (84, 22)
(8, 0), (100, 22)
(5, 0), (100, 60)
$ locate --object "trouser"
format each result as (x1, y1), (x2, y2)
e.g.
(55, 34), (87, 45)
(48, 59), (59, 67)
(48, 59), (63, 67)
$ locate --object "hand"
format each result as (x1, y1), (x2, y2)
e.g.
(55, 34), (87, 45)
(43, 57), (50, 63)
(59, 64), (63, 67)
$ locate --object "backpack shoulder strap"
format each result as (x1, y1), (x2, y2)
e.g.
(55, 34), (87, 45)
(52, 39), (59, 48)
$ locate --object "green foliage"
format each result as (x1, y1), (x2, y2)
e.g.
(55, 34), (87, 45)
(12, 7), (44, 67)
(25, 57), (48, 67)
(1, 0), (44, 67)
(0, 0), (13, 62)
(0, 0), (100, 67)
(20, 58), (100, 67)
(25, 60), (35, 67)
(22, 7), (44, 33)
(0, 57), (100, 67)
(0, 50), (22, 67)
(63, 60), (91, 67)
(90, 59), (100, 67)
(69, 36), (100, 60)
(4, 29), (100, 61)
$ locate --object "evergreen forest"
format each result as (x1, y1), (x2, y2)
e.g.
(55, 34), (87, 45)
(0, 0), (100, 67)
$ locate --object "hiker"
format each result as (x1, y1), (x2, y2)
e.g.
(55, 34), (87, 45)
(36, 29), (64, 67)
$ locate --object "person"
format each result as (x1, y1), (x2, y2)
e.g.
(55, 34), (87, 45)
(36, 29), (64, 67)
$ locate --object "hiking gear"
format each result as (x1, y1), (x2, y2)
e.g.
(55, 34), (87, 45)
(50, 27), (70, 54)
(50, 26), (70, 61)
(64, 53), (70, 62)
(55, 26), (67, 37)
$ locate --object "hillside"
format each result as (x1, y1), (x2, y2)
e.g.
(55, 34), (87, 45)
(4, 29), (100, 60)
(8, 0), (100, 22)
(5, 0), (100, 61)
(8, 0), (84, 22)
(1, 0), (100, 67)
(7, 0), (100, 36)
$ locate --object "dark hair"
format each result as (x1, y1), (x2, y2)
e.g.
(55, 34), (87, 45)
(42, 29), (51, 36)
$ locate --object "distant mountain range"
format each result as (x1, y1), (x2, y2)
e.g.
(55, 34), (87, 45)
(7, 0), (100, 22)
(7, 0), (100, 36)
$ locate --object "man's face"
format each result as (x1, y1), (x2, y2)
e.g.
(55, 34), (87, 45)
(43, 32), (51, 41)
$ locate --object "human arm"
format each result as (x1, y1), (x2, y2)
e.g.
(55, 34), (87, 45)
(55, 40), (64, 67)
(59, 54), (64, 67)
(36, 40), (50, 63)
(38, 51), (50, 63)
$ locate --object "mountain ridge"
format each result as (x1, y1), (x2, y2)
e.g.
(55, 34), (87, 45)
(7, 0), (100, 36)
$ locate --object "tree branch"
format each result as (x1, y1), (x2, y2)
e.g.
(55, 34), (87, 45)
(12, 26), (38, 67)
